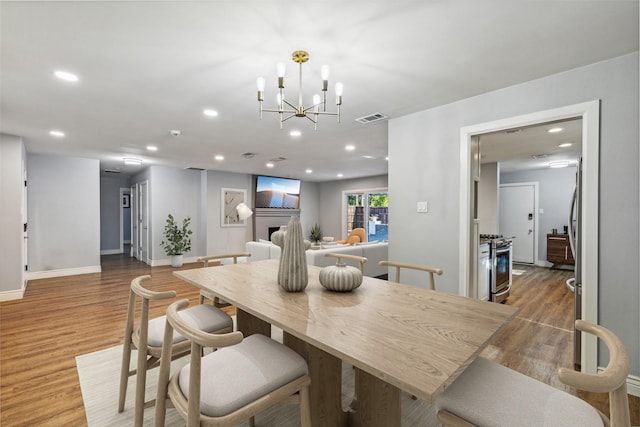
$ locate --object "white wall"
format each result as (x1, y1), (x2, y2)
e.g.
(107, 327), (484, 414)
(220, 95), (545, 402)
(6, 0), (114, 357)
(0, 134), (26, 298)
(26, 153), (101, 275)
(389, 52), (639, 376)
(501, 166), (576, 263)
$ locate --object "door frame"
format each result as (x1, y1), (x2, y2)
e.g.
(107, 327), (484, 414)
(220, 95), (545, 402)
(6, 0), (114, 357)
(458, 100), (599, 374)
(499, 182), (539, 265)
(118, 187), (130, 254)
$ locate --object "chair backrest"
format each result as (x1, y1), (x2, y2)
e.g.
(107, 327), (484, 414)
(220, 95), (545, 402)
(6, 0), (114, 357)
(379, 260), (443, 291)
(197, 252), (251, 267)
(558, 320), (630, 427)
(158, 299), (244, 426)
(125, 275), (176, 351)
(323, 252), (368, 273)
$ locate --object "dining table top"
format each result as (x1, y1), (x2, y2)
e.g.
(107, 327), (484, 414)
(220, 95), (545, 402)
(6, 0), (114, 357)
(174, 259), (519, 402)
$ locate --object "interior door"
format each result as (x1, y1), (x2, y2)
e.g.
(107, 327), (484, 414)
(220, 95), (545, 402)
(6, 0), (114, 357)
(139, 181), (149, 264)
(499, 183), (536, 264)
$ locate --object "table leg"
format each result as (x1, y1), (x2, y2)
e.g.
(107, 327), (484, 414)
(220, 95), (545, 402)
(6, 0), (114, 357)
(283, 332), (349, 427)
(349, 368), (401, 427)
(236, 308), (271, 337)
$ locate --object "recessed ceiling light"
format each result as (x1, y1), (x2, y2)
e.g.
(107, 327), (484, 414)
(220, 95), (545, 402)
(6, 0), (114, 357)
(49, 130), (65, 137)
(54, 70), (79, 82)
(385, 156), (389, 161)
(203, 109), (218, 117)
(266, 162), (274, 168)
(345, 144), (355, 151)
(214, 155), (224, 161)
(146, 145), (158, 151)
(549, 160), (570, 168)
(123, 158), (142, 166)
(547, 127), (563, 133)
(363, 155), (375, 159)
(290, 130), (301, 137)
(305, 169), (313, 174)
(337, 173), (344, 178)
(558, 142), (572, 148)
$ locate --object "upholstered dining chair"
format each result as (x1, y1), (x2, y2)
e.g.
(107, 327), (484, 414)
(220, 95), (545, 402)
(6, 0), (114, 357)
(336, 227), (366, 245)
(154, 299), (312, 427)
(196, 252), (251, 305)
(379, 260), (443, 290)
(118, 275), (234, 427)
(436, 320), (631, 427)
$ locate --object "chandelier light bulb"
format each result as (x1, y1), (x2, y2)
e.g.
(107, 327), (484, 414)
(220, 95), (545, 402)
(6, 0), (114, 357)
(321, 65), (330, 81)
(313, 94), (321, 109)
(256, 77), (265, 91)
(276, 62), (286, 78)
(335, 82), (344, 96)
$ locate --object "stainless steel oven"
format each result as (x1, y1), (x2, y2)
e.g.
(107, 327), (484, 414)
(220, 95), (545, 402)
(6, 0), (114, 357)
(481, 235), (513, 303)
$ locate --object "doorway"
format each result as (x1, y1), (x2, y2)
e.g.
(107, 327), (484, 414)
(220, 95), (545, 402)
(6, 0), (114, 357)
(459, 100), (600, 374)
(342, 189), (388, 242)
(499, 183), (538, 264)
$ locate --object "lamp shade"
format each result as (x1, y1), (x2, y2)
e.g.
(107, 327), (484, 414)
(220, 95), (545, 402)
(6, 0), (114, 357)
(236, 202), (253, 220)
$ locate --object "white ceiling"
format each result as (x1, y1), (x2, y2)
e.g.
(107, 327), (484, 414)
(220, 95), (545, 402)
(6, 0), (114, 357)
(1, 1), (638, 181)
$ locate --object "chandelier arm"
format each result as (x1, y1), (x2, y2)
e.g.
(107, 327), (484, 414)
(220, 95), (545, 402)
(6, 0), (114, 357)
(281, 113), (298, 123)
(282, 99), (297, 110)
(262, 108), (296, 114)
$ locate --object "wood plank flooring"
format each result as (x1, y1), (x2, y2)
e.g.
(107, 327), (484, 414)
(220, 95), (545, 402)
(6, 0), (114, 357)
(0, 256), (637, 426)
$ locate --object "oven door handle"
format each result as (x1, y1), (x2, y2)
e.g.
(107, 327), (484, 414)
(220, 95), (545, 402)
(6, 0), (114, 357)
(494, 284), (512, 298)
(495, 246), (511, 254)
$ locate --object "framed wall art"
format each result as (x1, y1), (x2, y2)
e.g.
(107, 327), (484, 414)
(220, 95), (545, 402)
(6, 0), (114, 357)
(221, 188), (247, 227)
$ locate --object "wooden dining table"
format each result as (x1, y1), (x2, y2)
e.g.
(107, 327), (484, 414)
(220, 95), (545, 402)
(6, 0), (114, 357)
(174, 259), (519, 427)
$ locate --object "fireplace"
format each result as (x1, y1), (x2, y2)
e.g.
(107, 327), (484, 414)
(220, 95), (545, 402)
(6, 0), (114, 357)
(268, 227), (281, 241)
(252, 208), (299, 241)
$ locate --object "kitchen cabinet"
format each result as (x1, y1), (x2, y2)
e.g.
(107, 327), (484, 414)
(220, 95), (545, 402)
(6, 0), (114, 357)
(546, 234), (575, 267)
(478, 243), (490, 301)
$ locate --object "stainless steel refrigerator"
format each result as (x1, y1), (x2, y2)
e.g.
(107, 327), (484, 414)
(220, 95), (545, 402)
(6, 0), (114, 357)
(567, 157), (582, 367)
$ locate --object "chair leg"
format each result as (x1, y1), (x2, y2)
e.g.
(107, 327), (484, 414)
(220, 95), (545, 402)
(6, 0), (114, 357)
(135, 348), (148, 427)
(299, 385), (312, 427)
(249, 416), (256, 427)
(118, 336), (133, 413)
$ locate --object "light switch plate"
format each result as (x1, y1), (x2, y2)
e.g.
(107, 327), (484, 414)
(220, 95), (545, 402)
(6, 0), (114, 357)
(417, 201), (428, 213)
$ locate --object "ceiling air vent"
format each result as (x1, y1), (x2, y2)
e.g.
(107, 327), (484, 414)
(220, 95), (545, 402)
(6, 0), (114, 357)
(185, 167), (204, 171)
(355, 112), (388, 124)
(242, 152), (258, 159)
(103, 169), (121, 174)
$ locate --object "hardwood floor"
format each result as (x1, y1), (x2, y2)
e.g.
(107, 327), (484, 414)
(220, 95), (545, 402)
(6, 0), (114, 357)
(0, 256), (637, 426)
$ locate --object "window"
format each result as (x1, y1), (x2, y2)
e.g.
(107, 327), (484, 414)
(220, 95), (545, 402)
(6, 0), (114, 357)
(344, 191), (388, 242)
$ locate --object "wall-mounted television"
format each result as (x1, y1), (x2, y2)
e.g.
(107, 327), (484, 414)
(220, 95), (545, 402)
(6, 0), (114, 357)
(255, 175), (301, 209)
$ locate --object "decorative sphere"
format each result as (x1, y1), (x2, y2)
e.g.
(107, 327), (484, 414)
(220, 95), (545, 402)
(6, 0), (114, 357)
(319, 263), (363, 292)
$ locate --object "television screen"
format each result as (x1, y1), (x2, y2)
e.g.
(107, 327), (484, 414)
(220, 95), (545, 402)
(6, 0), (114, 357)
(255, 176), (301, 209)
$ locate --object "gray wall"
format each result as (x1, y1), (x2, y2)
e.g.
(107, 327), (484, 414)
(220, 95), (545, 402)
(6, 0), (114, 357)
(205, 170), (253, 255)
(318, 175), (388, 240)
(501, 166), (576, 263)
(0, 134), (25, 295)
(389, 52), (639, 376)
(99, 174), (131, 252)
(26, 153), (101, 272)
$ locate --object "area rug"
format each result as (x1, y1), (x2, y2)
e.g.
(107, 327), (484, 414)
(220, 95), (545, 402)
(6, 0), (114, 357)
(512, 269), (527, 275)
(76, 326), (438, 426)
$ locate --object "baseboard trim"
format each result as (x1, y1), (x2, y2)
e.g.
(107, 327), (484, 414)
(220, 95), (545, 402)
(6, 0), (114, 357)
(26, 265), (102, 281)
(0, 288), (25, 301)
(100, 249), (122, 255)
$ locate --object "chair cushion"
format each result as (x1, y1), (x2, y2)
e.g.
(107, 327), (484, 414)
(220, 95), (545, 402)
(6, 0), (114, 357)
(146, 304), (233, 347)
(435, 357), (604, 427)
(178, 334), (308, 417)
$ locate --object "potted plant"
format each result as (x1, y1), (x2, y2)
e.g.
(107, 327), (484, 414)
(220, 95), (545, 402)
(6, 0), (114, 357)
(160, 214), (192, 267)
(309, 223), (322, 243)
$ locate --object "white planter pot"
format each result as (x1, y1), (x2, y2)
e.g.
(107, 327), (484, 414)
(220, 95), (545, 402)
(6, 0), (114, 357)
(171, 254), (184, 268)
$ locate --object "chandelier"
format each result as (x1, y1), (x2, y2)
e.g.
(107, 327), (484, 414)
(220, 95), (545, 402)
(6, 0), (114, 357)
(256, 50), (343, 130)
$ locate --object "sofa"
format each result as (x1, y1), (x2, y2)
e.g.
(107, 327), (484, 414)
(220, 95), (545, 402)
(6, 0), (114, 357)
(245, 240), (388, 278)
